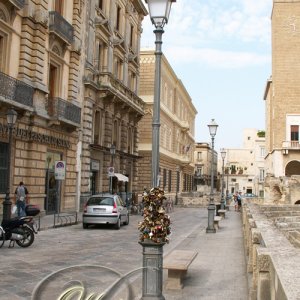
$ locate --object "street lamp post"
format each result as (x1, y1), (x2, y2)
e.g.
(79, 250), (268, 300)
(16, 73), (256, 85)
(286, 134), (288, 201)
(220, 148), (226, 210)
(175, 165), (179, 205)
(2, 108), (17, 221)
(206, 119), (218, 233)
(226, 162), (230, 203)
(147, 0), (175, 188)
(109, 144), (116, 194)
(142, 2), (175, 299)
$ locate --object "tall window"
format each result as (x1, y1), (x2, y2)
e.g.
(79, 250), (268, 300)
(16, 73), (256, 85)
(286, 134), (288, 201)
(96, 43), (102, 71)
(98, 0), (103, 10)
(163, 169), (167, 190)
(168, 170), (172, 192)
(260, 147), (265, 157)
(197, 152), (202, 160)
(116, 6), (121, 31)
(0, 35), (4, 72)
(54, 0), (63, 14)
(48, 62), (60, 98)
(129, 24), (134, 48)
(291, 125), (299, 142)
(0, 142), (8, 193)
(94, 111), (100, 144)
(114, 57), (123, 80)
(113, 120), (118, 147)
(259, 169), (265, 182)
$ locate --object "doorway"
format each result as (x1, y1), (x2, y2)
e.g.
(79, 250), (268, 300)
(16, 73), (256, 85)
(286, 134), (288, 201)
(45, 152), (62, 214)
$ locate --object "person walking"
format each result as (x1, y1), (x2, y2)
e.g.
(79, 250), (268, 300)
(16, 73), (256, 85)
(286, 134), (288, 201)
(237, 191), (242, 211)
(14, 181), (29, 217)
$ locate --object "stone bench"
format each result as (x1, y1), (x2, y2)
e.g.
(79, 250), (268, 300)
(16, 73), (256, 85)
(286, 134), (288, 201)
(214, 216), (222, 229)
(218, 209), (226, 219)
(163, 249), (198, 289)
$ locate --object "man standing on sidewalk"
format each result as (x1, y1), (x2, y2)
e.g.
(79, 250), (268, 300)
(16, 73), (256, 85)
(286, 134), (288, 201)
(14, 181), (30, 217)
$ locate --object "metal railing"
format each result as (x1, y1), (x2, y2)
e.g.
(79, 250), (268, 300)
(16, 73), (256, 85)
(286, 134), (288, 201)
(47, 97), (81, 125)
(49, 11), (74, 44)
(0, 71), (34, 107)
(97, 72), (145, 113)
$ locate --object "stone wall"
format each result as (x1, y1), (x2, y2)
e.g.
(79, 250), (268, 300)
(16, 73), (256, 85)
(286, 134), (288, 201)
(243, 203), (300, 299)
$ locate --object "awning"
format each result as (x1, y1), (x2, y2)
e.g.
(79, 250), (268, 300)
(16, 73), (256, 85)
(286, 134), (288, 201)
(114, 173), (129, 182)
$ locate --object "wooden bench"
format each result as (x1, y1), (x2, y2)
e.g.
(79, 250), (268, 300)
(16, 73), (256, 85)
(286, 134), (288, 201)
(214, 216), (222, 229)
(163, 249), (198, 289)
(218, 209), (226, 219)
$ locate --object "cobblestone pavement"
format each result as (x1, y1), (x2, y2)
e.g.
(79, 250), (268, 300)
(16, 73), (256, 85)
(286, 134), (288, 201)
(0, 207), (248, 300)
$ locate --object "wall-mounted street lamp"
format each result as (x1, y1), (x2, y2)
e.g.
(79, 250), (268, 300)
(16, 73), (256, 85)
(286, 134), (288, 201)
(109, 144), (116, 194)
(220, 148), (226, 210)
(206, 119), (218, 233)
(3, 108), (18, 221)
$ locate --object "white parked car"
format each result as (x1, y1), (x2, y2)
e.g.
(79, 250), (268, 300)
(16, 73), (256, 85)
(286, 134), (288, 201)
(83, 193), (129, 229)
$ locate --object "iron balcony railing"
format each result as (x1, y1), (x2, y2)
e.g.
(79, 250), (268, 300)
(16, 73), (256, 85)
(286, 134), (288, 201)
(49, 11), (74, 45)
(47, 97), (81, 126)
(0, 71), (33, 107)
(9, 0), (25, 9)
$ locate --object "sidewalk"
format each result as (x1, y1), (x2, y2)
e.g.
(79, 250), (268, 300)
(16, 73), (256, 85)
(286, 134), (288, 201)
(163, 207), (248, 300)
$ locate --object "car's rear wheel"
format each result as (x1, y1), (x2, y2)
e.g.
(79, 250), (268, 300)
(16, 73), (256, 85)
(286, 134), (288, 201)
(83, 223), (89, 229)
(123, 213), (129, 225)
(114, 218), (121, 230)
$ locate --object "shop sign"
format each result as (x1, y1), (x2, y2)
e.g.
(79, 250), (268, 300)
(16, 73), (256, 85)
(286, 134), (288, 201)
(0, 122), (71, 149)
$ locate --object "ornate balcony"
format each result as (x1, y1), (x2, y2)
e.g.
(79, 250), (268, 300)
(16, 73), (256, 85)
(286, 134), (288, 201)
(0, 71), (33, 107)
(47, 97), (81, 126)
(9, 0), (25, 10)
(95, 72), (145, 116)
(49, 11), (74, 45)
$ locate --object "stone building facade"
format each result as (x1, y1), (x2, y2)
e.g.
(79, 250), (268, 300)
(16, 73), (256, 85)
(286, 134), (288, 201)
(0, 0), (85, 214)
(264, 0), (300, 203)
(80, 0), (147, 204)
(138, 50), (197, 199)
(264, 0), (300, 178)
(221, 129), (265, 197)
(194, 142), (218, 194)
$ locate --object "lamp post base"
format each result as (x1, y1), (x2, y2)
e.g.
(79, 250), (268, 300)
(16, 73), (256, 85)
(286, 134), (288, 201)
(2, 193), (12, 221)
(206, 203), (216, 233)
(139, 240), (165, 300)
(221, 198), (225, 210)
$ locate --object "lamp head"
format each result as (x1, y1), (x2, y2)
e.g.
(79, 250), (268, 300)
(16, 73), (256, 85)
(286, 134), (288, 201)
(110, 144), (116, 155)
(220, 148), (226, 160)
(145, 0), (176, 28)
(6, 108), (17, 127)
(208, 119), (218, 138)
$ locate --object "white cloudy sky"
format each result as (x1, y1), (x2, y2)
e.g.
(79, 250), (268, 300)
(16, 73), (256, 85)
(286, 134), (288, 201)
(141, 0), (272, 150)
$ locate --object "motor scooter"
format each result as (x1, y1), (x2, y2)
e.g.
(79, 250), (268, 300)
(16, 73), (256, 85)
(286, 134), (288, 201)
(0, 205), (39, 248)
